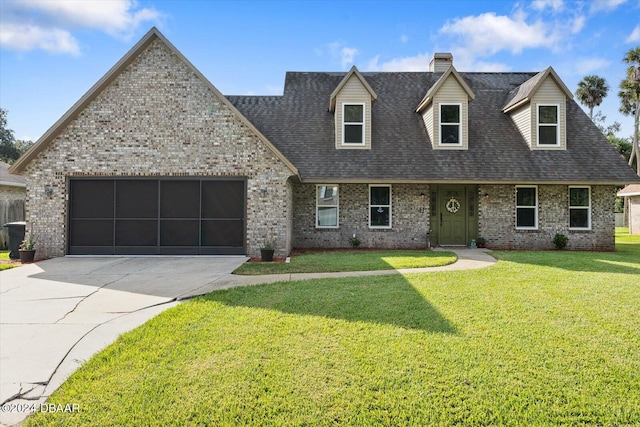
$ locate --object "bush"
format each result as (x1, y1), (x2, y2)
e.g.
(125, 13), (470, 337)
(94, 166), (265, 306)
(553, 233), (569, 250)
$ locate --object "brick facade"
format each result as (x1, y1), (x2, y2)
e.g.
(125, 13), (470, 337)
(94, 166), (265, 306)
(22, 39), (295, 259)
(292, 183), (430, 249)
(16, 30), (625, 258)
(478, 184), (615, 251)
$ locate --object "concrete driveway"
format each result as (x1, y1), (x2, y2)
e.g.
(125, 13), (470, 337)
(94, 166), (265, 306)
(0, 256), (248, 426)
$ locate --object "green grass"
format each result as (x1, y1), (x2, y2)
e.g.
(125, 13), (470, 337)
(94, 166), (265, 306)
(234, 249), (457, 275)
(0, 250), (18, 270)
(27, 238), (640, 426)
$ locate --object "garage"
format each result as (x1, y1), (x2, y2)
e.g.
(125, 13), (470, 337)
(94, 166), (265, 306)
(68, 178), (246, 255)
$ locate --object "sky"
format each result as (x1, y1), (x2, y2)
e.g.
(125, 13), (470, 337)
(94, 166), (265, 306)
(1, 0), (639, 142)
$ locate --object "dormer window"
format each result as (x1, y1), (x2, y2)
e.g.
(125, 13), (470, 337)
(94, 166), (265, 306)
(440, 104), (461, 145)
(415, 62), (474, 151)
(343, 104), (365, 146)
(329, 66), (376, 150)
(502, 67), (571, 151)
(537, 104), (559, 146)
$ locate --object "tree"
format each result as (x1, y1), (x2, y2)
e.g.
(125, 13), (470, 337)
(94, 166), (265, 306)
(619, 47), (640, 175)
(0, 108), (20, 163)
(593, 111), (621, 136)
(576, 75), (609, 120)
(0, 108), (33, 164)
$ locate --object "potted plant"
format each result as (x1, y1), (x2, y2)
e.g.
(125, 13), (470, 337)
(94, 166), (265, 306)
(476, 237), (486, 248)
(260, 241), (275, 262)
(19, 235), (36, 263)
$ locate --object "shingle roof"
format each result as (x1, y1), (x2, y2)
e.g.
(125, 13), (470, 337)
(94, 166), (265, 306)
(502, 67), (573, 112)
(0, 161), (26, 187)
(228, 70), (640, 184)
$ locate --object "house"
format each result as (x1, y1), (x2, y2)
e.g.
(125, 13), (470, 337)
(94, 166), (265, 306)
(0, 161), (26, 249)
(9, 28), (640, 259)
(618, 184), (640, 235)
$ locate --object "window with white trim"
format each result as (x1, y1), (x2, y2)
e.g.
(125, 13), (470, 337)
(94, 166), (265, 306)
(370, 185), (391, 228)
(569, 186), (591, 229)
(516, 186), (538, 229)
(343, 104), (365, 145)
(440, 103), (461, 145)
(316, 185), (339, 228)
(537, 104), (559, 146)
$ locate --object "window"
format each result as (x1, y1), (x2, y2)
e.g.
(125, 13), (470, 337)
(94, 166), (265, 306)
(316, 185), (339, 228)
(440, 104), (461, 145)
(370, 185), (391, 228)
(537, 105), (559, 146)
(569, 187), (591, 229)
(516, 186), (538, 229)
(343, 104), (364, 145)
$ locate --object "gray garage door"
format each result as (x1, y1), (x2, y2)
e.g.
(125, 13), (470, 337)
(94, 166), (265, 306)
(68, 178), (246, 255)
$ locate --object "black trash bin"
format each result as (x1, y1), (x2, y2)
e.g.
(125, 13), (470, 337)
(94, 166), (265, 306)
(3, 221), (26, 260)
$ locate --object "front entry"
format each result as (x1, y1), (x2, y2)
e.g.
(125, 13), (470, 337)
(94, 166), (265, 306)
(430, 185), (477, 246)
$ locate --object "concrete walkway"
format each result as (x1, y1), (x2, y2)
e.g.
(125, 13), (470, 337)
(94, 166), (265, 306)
(0, 248), (495, 426)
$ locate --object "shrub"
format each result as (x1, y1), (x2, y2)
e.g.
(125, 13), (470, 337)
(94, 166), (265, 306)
(348, 236), (361, 248)
(553, 233), (569, 250)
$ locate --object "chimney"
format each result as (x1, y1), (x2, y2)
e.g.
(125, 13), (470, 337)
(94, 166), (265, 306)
(429, 52), (453, 72)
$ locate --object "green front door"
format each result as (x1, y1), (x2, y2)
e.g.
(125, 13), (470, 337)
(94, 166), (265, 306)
(429, 184), (478, 247)
(439, 185), (467, 245)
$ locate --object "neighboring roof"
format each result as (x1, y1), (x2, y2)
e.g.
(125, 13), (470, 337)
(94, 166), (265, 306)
(329, 66), (377, 112)
(415, 66), (475, 113)
(502, 66), (573, 113)
(9, 27), (299, 178)
(0, 161), (26, 187)
(618, 184), (640, 197)
(229, 70), (640, 184)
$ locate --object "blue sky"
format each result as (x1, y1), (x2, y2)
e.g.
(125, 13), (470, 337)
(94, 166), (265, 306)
(1, 0), (639, 141)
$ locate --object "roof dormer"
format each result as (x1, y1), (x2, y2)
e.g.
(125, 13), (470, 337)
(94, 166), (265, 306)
(502, 67), (573, 150)
(330, 66), (377, 150)
(416, 61), (475, 150)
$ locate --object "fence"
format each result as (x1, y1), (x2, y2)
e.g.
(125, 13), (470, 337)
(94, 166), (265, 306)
(1, 200), (25, 249)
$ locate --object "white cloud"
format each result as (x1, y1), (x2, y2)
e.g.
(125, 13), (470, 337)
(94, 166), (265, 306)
(0, 0), (163, 54)
(571, 15), (586, 33)
(400, 34), (409, 43)
(573, 57), (612, 74)
(439, 12), (560, 56)
(328, 42), (359, 68)
(627, 25), (640, 43)
(531, 0), (564, 12)
(471, 61), (513, 72)
(366, 53), (430, 71)
(590, 0), (629, 12)
(0, 23), (79, 55)
(341, 47), (359, 68)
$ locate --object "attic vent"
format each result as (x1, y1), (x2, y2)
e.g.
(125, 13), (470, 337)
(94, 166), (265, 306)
(429, 53), (453, 72)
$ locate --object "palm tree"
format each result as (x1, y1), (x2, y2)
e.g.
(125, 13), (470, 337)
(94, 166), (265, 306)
(576, 75), (609, 120)
(619, 47), (640, 175)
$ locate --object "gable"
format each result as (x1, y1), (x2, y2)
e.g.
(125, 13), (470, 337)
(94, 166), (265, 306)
(9, 27), (298, 177)
(505, 73), (569, 150)
(417, 68), (474, 150)
(329, 66), (377, 112)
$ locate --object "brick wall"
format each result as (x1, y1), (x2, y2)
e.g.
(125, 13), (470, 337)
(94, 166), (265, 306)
(292, 183), (430, 249)
(22, 39), (294, 259)
(478, 184), (615, 251)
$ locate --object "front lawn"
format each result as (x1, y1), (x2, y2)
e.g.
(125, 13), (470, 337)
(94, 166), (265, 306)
(234, 249), (457, 275)
(27, 238), (640, 426)
(0, 250), (19, 270)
